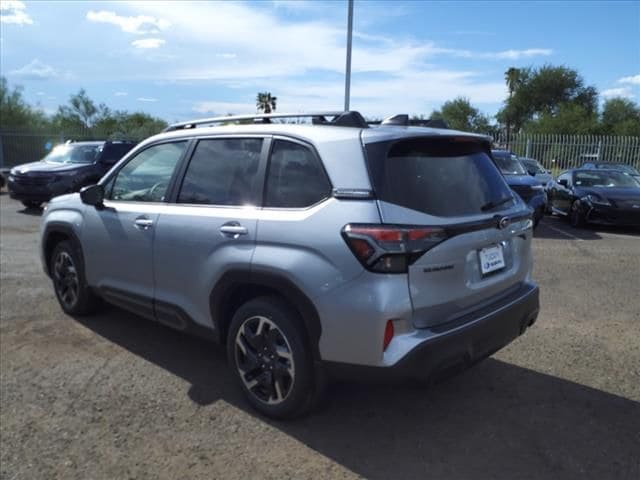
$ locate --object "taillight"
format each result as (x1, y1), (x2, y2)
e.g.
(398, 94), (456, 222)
(342, 224), (447, 273)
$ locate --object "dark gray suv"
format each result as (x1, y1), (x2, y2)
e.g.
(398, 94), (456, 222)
(40, 112), (539, 418)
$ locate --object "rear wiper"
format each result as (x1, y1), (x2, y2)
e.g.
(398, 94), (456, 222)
(481, 196), (514, 212)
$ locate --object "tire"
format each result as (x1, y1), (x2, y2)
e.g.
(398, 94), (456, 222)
(569, 200), (586, 229)
(50, 240), (101, 315)
(22, 200), (42, 209)
(226, 296), (316, 419)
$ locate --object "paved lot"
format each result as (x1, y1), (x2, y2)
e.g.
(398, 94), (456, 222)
(1, 192), (639, 480)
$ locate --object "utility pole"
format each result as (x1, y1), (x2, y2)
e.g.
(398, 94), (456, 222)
(344, 0), (354, 111)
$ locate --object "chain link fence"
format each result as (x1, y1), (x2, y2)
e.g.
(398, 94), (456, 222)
(493, 133), (640, 174)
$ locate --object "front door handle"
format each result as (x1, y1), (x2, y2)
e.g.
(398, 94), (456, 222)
(220, 223), (248, 236)
(134, 217), (154, 230)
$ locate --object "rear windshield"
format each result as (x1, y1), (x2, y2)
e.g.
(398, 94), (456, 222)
(491, 151), (527, 175)
(521, 159), (543, 174)
(365, 138), (515, 217)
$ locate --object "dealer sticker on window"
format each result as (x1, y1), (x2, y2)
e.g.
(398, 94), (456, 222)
(479, 245), (505, 275)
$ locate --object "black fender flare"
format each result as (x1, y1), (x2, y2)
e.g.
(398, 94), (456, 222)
(209, 268), (322, 361)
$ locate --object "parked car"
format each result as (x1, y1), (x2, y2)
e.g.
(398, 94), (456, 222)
(8, 140), (136, 209)
(40, 112), (539, 419)
(580, 161), (640, 182)
(491, 150), (546, 228)
(549, 169), (640, 228)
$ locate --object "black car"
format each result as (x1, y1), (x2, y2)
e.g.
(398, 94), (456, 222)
(8, 140), (136, 208)
(491, 150), (546, 228)
(581, 161), (640, 182)
(549, 169), (640, 228)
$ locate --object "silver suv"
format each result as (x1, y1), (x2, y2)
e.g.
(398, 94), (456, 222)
(40, 112), (539, 418)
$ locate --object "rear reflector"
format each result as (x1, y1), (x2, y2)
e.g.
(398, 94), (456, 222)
(342, 224), (447, 273)
(383, 320), (394, 352)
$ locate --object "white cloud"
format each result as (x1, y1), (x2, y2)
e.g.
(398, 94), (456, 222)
(114, 91), (128, 96)
(36, 91), (45, 96)
(137, 97), (158, 102)
(601, 87), (635, 99)
(0, 0), (33, 25)
(116, 1), (552, 117)
(131, 38), (165, 49)
(86, 10), (170, 34)
(618, 74), (640, 86)
(10, 59), (59, 79)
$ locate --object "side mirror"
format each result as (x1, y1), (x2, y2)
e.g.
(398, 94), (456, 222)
(80, 184), (104, 206)
(527, 170), (536, 176)
(558, 179), (568, 187)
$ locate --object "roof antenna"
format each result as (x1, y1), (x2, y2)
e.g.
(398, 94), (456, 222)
(381, 114), (409, 126)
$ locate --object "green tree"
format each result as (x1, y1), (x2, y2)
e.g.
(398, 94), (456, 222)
(256, 92), (277, 113)
(600, 98), (640, 136)
(431, 97), (493, 133)
(524, 103), (599, 135)
(497, 65), (598, 133)
(53, 88), (110, 130)
(0, 76), (49, 129)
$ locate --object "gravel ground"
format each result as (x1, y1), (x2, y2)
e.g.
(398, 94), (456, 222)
(1, 192), (639, 480)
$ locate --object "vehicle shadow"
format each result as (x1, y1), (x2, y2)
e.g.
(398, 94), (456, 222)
(17, 206), (44, 216)
(76, 308), (640, 480)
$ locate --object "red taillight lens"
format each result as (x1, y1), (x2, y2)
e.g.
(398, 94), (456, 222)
(383, 320), (394, 352)
(342, 224), (447, 273)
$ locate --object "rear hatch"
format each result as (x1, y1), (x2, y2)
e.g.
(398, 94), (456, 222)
(364, 135), (533, 329)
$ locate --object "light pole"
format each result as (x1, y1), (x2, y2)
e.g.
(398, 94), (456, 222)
(344, 0), (353, 111)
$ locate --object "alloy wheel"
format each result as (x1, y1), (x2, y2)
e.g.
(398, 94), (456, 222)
(234, 315), (295, 405)
(53, 251), (79, 309)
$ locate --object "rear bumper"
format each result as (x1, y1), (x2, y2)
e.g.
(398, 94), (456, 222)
(325, 282), (539, 382)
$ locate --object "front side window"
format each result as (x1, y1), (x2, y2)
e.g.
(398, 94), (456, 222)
(178, 138), (262, 206)
(108, 142), (186, 202)
(264, 140), (331, 208)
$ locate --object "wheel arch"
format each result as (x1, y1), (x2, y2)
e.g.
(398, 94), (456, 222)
(42, 223), (84, 278)
(210, 269), (322, 362)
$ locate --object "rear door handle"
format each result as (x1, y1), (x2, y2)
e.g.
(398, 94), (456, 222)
(134, 217), (154, 229)
(220, 223), (248, 236)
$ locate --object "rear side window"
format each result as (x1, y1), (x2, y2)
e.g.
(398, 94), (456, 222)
(100, 143), (135, 165)
(178, 138), (262, 206)
(264, 140), (330, 208)
(365, 138), (515, 217)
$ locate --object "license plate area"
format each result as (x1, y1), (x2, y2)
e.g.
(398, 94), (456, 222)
(479, 244), (505, 275)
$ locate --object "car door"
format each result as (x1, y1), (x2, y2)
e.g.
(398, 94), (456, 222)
(152, 136), (267, 332)
(81, 141), (188, 318)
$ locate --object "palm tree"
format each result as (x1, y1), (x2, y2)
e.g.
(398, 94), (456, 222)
(256, 92), (277, 114)
(504, 68), (520, 145)
(505, 67), (521, 100)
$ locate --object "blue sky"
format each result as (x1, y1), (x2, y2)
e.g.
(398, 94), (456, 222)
(1, 0), (639, 122)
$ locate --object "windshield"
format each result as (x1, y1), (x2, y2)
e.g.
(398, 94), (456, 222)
(491, 151), (527, 175)
(595, 163), (640, 175)
(43, 144), (101, 164)
(365, 139), (515, 217)
(574, 171), (640, 188)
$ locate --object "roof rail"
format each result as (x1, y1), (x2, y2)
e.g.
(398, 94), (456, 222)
(163, 111), (369, 132)
(369, 115), (450, 129)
